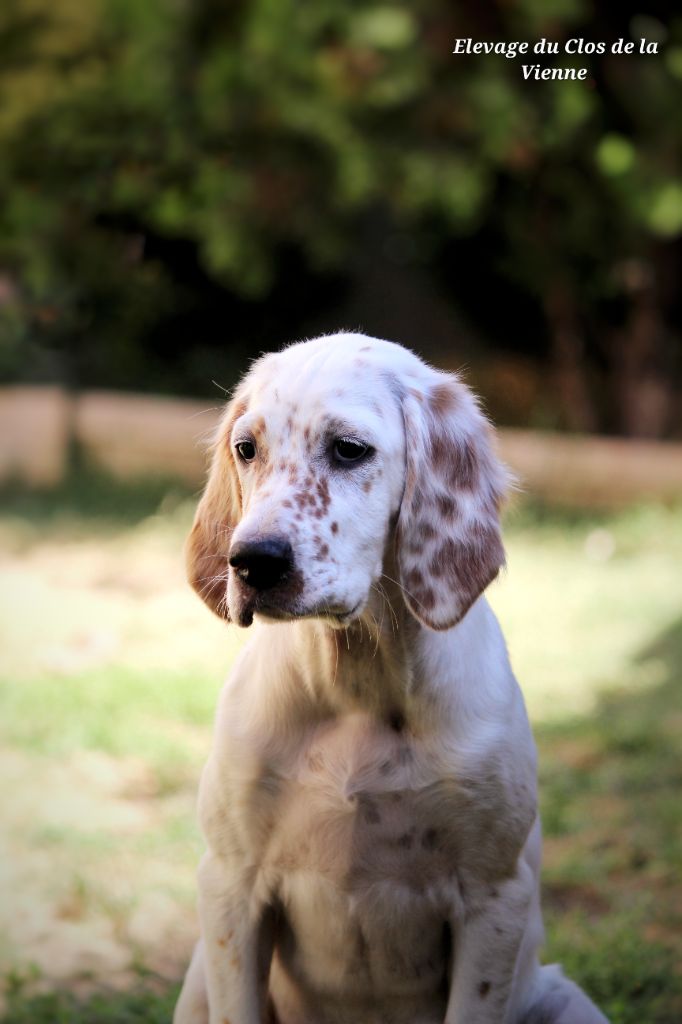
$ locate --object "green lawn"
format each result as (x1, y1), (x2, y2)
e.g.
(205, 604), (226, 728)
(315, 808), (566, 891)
(1, 474), (680, 1022)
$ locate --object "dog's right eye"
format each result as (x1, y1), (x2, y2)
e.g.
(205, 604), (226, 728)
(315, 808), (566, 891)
(332, 437), (371, 464)
(235, 440), (257, 463)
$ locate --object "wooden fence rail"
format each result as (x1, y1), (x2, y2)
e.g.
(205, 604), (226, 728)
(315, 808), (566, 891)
(2, 387), (682, 505)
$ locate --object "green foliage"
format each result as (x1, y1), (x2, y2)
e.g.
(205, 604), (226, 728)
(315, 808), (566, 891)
(0, 1), (681, 422)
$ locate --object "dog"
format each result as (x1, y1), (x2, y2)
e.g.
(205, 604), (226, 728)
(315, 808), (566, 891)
(174, 333), (608, 1024)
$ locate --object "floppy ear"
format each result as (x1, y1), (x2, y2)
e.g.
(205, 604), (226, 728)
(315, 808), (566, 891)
(185, 397), (246, 619)
(395, 373), (510, 631)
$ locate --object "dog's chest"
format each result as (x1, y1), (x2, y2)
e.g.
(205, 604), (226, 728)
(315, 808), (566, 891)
(259, 712), (463, 892)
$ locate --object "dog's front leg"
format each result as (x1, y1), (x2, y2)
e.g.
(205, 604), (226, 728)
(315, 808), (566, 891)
(444, 858), (535, 1024)
(197, 850), (273, 1024)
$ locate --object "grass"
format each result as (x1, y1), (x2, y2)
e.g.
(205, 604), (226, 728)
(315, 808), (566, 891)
(1, 471), (681, 1022)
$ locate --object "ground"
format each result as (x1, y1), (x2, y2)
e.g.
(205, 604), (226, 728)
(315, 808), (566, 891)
(0, 473), (680, 1023)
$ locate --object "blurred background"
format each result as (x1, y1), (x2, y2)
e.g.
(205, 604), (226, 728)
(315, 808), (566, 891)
(1, 1), (681, 1022)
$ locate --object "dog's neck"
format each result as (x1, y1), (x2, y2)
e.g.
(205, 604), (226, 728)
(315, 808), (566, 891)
(291, 574), (425, 724)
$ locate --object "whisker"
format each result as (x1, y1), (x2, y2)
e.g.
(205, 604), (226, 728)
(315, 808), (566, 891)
(372, 580), (399, 634)
(380, 571), (427, 612)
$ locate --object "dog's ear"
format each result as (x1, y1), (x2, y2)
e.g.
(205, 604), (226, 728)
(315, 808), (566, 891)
(395, 374), (510, 630)
(185, 396), (247, 619)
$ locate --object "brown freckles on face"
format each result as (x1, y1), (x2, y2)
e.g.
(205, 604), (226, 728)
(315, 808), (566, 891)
(316, 476), (331, 509)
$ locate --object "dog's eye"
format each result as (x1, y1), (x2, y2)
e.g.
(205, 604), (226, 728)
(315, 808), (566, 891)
(235, 440), (256, 463)
(333, 437), (370, 464)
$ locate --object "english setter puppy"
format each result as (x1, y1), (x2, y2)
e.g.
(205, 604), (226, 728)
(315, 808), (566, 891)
(175, 333), (608, 1024)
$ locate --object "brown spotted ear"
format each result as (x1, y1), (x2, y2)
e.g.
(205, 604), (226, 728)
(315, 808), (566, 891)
(185, 397), (247, 619)
(395, 374), (510, 630)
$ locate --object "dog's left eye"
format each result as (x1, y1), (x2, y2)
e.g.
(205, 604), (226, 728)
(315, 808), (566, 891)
(333, 437), (371, 464)
(236, 440), (257, 462)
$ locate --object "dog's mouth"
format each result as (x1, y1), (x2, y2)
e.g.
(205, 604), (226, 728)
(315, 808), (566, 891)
(233, 586), (363, 629)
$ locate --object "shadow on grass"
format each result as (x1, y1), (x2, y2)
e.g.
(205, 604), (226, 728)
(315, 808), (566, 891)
(536, 616), (682, 1024)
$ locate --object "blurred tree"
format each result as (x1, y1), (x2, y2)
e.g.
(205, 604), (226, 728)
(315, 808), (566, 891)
(0, 0), (680, 433)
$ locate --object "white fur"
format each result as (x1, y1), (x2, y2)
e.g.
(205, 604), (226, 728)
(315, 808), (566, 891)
(175, 333), (608, 1024)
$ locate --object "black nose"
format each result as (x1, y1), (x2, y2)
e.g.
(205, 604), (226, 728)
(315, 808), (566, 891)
(228, 537), (294, 592)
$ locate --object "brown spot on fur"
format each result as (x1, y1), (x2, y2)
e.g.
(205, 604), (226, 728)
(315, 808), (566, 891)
(448, 438), (479, 491)
(331, 521), (339, 534)
(436, 493), (457, 519)
(397, 830), (415, 849)
(217, 937), (226, 947)
(362, 479), (372, 493)
(479, 980), (491, 998)
(429, 382), (458, 416)
(430, 435), (450, 469)
(417, 520), (437, 540)
(419, 586), (435, 610)
(421, 828), (439, 850)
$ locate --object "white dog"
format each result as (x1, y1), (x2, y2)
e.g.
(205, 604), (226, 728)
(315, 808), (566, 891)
(175, 333), (608, 1024)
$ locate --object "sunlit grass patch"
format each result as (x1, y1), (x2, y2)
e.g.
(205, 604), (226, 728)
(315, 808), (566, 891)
(0, 474), (680, 1020)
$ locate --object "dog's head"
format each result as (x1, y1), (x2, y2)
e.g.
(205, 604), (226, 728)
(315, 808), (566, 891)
(187, 333), (510, 630)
